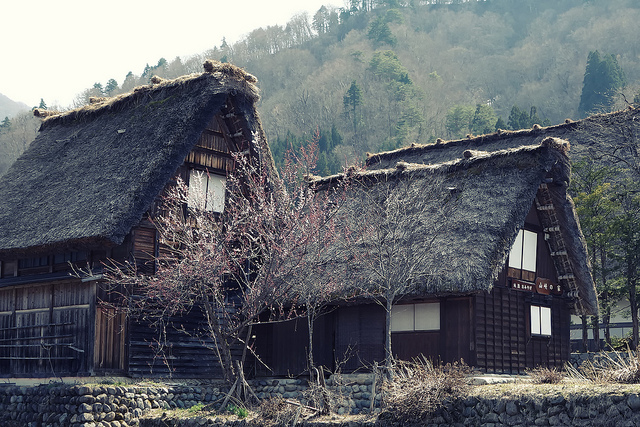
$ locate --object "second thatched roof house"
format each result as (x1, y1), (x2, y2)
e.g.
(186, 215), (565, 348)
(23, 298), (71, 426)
(255, 137), (596, 375)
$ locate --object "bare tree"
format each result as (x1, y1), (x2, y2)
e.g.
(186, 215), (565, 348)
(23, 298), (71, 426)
(105, 133), (345, 391)
(327, 166), (457, 368)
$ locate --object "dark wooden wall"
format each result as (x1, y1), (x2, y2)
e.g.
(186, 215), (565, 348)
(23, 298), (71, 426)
(335, 304), (386, 372)
(474, 286), (570, 373)
(0, 279), (95, 377)
(253, 312), (336, 377)
(392, 297), (472, 365)
(127, 305), (241, 378)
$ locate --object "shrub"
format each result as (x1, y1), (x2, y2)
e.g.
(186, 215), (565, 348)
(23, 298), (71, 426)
(380, 358), (469, 425)
(227, 404), (248, 418)
(188, 402), (205, 413)
(253, 397), (300, 426)
(526, 366), (564, 384)
(568, 346), (640, 384)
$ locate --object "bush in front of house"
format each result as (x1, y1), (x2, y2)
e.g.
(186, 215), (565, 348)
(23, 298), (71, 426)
(379, 358), (469, 425)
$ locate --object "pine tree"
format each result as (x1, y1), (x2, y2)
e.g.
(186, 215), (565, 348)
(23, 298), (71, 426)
(579, 50), (626, 116)
(0, 117), (10, 130)
(344, 80), (363, 136)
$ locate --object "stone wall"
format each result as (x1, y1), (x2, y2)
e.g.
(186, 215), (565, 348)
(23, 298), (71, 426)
(0, 382), (229, 427)
(3, 378), (640, 426)
(570, 351), (634, 368)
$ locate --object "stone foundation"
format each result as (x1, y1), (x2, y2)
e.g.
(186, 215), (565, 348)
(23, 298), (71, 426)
(2, 378), (640, 426)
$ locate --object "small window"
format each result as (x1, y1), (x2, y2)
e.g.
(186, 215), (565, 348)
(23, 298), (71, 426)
(531, 305), (551, 336)
(391, 302), (440, 332)
(188, 169), (226, 213)
(508, 229), (537, 272)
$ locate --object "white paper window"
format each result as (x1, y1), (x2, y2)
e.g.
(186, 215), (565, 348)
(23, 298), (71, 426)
(508, 229), (537, 273)
(531, 305), (551, 336)
(391, 305), (414, 332)
(188, 170), (226, 213)
(391, 303), (440, 332)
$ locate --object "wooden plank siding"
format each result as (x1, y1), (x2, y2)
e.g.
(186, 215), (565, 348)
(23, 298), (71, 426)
(252, 312), (336, 377)
(94, 307), (127, 372)
(335, 304), (386, 372)
(127, 307), (241, 378)
(0, 279), (94, 377)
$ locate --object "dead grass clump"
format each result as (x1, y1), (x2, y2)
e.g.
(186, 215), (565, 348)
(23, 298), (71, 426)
(253, 397), (302, 427)
(568, 346), (640, 384)
(526, 366), (564, 384)
(380, 358), (469, 424)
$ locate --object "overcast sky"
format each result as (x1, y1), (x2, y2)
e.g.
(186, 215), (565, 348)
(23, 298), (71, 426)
(1, 0), (337, 108)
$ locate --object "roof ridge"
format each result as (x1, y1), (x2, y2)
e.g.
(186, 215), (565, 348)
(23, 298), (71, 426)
(312, 140), (567, 188)
(366, 108), (640, 167)
(36, 61), (259, 130)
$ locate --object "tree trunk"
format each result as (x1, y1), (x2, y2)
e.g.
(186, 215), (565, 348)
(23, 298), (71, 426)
(307, 309), (315, 375)
(601, 248), (611, 348)
(591, 315), (600, 351)
(629, 277), (639, 349)
(203, 302), (235, 383)
(603, 311), (611, 348)
(581, 315), (588, 352)
(385, 298), (393, 368)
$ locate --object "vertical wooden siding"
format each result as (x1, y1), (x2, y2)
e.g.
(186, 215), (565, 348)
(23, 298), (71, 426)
(335, 304), (385, 372)
(0, 280), (94, 377)
(474, 287), (570, 373)
(253, 312), (335, 377)
(94, 307), (127, 372)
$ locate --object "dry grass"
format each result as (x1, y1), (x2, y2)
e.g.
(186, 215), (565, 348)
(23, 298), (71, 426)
(526, 366), (565, 384)
(379, 358), (469, 425)
(253, 397), (303, 427)
(567, 347), (640, 384)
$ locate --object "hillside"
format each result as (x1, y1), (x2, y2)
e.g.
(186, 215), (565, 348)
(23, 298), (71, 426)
(0, 92), (28, 120)
(4, 0), (640, 175)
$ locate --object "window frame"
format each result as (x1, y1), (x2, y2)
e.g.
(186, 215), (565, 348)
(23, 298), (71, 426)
(187, 169), (226, 213)
(530, 304), (552, 337)
(508, 229), (538, 280)
(391, 302), (440, 332)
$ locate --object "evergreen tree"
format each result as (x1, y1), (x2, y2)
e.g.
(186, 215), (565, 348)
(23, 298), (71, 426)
(93, 83), (105, 96)
(579, 50), (626, 116)
(38, 99), (47, 110)
(445, 105), (474, 138)
(0, 117), (10, 130)
(367, 16), (396, 46)
(105, 79), (119, 95)
(495, 116), (506, 131)
(331, 124), (343, 148)
(344, 80), (363, 136)
(470, 104), (497, 135)
(507, 105), (529, 130)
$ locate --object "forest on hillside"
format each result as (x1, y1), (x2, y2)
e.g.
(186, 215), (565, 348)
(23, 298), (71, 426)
(1, 0), (640, 176)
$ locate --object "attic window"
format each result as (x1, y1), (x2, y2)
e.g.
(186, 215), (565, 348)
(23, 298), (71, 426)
(508, 229), (537, 281)
(188, 169), (226, 213)
(391, 303), (440, 332)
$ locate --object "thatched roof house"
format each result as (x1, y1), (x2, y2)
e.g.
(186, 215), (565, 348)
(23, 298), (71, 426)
(366, 107), (640, 170)
(0, 62), (275, 258)
(319, 138), (595, 314)
(257, 138), (596, 375)
(0, 61), (276, 378)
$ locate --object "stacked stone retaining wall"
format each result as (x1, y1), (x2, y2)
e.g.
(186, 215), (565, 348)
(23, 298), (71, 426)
(570, 351), (635, 368)
(3, 377), (640, 426)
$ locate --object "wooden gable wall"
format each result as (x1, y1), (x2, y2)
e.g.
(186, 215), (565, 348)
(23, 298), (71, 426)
(126, 103), (252, 378)
(474, 201), (571, 373)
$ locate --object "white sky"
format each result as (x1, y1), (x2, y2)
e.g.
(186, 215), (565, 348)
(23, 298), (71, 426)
(1, 0), (338, 108)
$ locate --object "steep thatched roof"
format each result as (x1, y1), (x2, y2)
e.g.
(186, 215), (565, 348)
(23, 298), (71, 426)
(0, 62), (275, 256)
(367, 107), (640, 169)
(316, 138), (597, 315)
